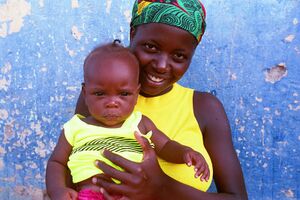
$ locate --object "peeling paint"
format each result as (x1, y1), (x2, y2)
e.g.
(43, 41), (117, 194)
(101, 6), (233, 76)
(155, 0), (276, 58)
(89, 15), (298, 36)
(0, 175), (15, 182)
(3, 123), (14, 144)
(13, 129), (32, 148)
(274, 110), (281, 116)
(30, 121), (44, 136)
(65, 44), (76, 57)
(34, 141), (46, 158)
(0, 77), (10, 91)
(1, 62), (12, 74)
(15, 164), (23, 170)
(230, 73), (237, 80)
(288, 104), (300, 111)
(255, 97), (263, 102)
(0, 159), (4, 170)
(264, 63), (288, 84)
(124, 9), (131, 23)
(71, 0), (79, 8)
(262, 163), (268, 168)
(40, 66), (48, 72)
(71, 25), (83, 40)
(0, 146), (5, 155)
(293, 18), (298, 25)
(0, 23), (7, 37)
(14, 186), (44, 199)
(0, 0), (31, 37)
(295, 46), (300, 54)
(39, 0), (44, 7)
(106, 0), (112, 13)
(281, 189), (295, 198)
(66, 86), (79, 91)
(238, 126), (245, 133)
(42, 116), (51, 123)
(284, 34), (295, 43)
(293, 92), (298, 97)
(0, 109), (8, 120)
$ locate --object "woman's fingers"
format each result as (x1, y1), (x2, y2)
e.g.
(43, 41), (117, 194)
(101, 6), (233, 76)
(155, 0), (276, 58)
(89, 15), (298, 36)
(95, 159), (134, 184)
(100, 187), (118, 200)
(134, 131), (156, 161)
(102, 149), (140, 173)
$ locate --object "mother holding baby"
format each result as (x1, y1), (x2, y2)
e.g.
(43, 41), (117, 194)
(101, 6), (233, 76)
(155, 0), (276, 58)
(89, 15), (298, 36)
(75, 0), (248, 199)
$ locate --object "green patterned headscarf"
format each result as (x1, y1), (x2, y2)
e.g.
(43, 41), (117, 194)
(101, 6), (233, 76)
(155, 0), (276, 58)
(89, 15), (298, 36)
(130, 0), (206, 43)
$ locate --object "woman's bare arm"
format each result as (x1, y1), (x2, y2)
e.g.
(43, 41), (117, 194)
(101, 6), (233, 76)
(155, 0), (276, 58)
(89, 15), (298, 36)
(193, 91), (248, 199)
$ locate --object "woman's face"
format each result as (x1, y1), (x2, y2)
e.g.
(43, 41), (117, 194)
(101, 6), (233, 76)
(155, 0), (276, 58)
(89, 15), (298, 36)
(130, 23), (198, 97)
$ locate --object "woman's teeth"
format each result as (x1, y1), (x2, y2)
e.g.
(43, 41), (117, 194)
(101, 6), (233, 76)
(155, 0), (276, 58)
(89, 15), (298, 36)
(148, 74), (163, 82)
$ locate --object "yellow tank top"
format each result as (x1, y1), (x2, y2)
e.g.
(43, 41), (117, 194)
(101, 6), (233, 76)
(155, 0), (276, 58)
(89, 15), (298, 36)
(135, 83), (213, 191)
(64, 111), (147, 183)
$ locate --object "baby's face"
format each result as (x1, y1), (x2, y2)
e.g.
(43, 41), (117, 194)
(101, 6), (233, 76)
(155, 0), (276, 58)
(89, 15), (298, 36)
(84, 54), (140, 128)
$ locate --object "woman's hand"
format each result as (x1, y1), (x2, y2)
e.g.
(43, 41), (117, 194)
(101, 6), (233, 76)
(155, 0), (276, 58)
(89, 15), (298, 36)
(49, 187), (78, 200)
(93, 132), (167, 200)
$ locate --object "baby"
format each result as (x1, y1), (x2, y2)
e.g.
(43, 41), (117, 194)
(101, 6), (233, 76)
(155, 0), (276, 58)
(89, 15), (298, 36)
(46, 40), (210, 200)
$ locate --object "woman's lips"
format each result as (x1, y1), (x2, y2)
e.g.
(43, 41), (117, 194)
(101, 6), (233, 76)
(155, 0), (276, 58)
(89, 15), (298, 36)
(147, 74), (164, 83)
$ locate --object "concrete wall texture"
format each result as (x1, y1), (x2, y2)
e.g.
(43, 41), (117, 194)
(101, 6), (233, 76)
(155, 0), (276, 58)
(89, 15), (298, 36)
(0, 0), (299, 199)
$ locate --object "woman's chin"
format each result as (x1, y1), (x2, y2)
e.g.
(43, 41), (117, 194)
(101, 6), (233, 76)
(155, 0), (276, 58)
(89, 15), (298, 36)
(140, 84), (172, 97)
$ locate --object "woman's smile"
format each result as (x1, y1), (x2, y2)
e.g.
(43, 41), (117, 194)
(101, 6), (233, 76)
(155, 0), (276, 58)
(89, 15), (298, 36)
(147, 74), (164, 83)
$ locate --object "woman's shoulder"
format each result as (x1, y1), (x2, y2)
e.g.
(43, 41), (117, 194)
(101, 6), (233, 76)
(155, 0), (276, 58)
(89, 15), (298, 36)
(193, 90), (227, 131)
(193, 90), (224, 108)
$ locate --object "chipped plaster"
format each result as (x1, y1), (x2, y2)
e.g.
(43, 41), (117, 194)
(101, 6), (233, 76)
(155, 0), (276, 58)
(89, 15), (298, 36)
(0, 0), (31, 37)
(264, 63), (288, 84)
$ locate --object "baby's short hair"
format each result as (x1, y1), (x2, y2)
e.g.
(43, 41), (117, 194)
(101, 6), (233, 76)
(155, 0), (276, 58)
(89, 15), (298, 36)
(83, 39), (139, 82)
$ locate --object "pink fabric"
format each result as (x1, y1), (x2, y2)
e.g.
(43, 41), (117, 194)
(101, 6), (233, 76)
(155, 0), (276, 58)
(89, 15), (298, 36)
(78, 189), (105, 200)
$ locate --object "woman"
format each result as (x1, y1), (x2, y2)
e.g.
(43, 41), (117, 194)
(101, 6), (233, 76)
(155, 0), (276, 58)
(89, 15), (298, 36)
(76, 0), (248, 199)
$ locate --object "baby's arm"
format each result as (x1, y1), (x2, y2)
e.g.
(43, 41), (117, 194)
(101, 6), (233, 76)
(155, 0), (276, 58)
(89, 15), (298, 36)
(46, 130), (78, 200)
(139, 115), (210, 181)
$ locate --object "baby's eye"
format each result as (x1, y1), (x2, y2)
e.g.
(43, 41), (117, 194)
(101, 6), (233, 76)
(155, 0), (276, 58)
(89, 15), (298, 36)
(120, 92), (131, 96)
(94, 92), (104, 96)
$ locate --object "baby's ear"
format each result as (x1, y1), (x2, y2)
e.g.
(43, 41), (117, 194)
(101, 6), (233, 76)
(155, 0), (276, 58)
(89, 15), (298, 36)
(81, 82), (86, 95)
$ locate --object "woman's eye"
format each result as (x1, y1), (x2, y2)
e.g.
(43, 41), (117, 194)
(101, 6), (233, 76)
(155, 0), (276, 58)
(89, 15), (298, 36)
(173, 53), (185, 60)
(145, 43), (157, 51)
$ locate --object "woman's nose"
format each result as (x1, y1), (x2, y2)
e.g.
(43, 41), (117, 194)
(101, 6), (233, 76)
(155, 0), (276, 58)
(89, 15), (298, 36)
(154, 54), (169, 73)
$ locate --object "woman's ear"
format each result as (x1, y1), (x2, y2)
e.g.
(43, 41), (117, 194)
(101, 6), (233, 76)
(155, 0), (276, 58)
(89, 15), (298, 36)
(130, 27), (136, 41)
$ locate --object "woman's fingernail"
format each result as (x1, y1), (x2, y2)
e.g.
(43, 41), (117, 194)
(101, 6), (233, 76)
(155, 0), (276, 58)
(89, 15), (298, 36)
(100, 187), (104, 194)
(92, 177), (97, 184)
(95, 160), (100, 166)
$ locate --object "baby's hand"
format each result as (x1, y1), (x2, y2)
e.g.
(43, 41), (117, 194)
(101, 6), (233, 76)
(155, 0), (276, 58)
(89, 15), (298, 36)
(183, 149), (210, 182)
(50, 187), (78, 200)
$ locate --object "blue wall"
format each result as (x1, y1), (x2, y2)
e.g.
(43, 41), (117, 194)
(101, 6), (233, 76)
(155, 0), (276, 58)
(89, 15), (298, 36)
(0, 0), (299, 199)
